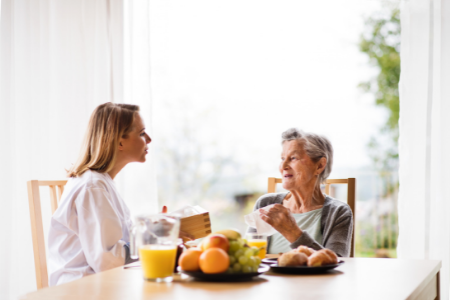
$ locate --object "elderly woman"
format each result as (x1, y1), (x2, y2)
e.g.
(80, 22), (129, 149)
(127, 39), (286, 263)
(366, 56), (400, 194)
(251, 128), (353, 257)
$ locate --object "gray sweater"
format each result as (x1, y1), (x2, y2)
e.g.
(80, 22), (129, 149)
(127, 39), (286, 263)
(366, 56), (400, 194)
(248, 192), (353, 257)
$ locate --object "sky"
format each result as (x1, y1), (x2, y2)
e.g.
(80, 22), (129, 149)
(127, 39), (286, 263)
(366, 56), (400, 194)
(148, 0), (393, 196)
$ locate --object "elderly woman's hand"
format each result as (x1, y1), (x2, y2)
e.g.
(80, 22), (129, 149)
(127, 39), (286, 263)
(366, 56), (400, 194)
(259, 204), (302, 243)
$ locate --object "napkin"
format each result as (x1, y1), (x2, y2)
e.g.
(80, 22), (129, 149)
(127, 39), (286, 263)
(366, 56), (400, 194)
(244, 204), (278, 236)
(169, 205), (207, 218)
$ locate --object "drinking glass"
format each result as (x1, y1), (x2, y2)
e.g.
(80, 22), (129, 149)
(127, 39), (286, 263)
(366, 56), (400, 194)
(130, 214), (180, 282)
(246, 233), (268, 259)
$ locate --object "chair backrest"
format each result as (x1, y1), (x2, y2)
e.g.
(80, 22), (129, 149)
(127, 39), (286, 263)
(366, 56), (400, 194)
(267, 177), (356, 257)
(27, 180), (67, 289)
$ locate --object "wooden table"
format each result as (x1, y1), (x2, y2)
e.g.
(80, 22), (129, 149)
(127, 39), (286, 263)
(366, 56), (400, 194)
(23, 258), (441, 300)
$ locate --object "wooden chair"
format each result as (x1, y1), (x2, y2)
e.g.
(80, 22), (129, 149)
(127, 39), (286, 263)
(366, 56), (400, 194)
(267, 177), (356, 257)
(27, 180), (67, 289)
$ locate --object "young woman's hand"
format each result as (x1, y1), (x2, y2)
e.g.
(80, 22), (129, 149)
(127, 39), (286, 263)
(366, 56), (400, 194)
(161, 206), (194, 242)
(179, 231), (194, 243)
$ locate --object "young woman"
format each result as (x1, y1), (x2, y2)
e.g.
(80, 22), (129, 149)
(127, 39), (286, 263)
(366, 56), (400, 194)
(47, 103), (151, 286)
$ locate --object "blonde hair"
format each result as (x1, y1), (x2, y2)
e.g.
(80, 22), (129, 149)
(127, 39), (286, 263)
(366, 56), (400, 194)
(67, 103), (140, 177)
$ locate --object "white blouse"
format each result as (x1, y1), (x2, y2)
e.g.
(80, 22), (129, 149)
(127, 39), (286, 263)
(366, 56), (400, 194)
(47, 170), (132, 286)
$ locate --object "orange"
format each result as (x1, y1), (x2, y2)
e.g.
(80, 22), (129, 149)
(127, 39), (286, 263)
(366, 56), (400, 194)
(179, 249), (202, 271)
(199, 248), (229, 274)
(197, 239), (205, 251)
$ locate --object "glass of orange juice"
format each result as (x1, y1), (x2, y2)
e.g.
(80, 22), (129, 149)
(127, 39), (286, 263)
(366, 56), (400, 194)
(246, 234), (268, 259)
(130, 214), (180, 282)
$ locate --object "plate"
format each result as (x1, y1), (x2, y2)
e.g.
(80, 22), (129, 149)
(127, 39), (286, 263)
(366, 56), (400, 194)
(262, 258), (278, 265)
(266, 259), (345, 274)
(181, 265), (270, 282)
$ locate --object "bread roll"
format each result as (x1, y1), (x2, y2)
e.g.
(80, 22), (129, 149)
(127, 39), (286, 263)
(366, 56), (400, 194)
(295, 246), (316, 257)
(278, 251), (308, 267)
(307, 249), (338, 267)
(321, 249), (338, 264)
(307, 251), (330, 267)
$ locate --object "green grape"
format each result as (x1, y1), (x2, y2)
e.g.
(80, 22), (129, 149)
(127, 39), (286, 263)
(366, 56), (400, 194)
(242, 265), (252, 273)
(232, 263), (241, 273)
(238, 239), (245, 247)
(238, 256), (249, 265)
(248, 256), (257, 268)
(252, 265), (259, 273)
(229, 255), (236, 265)
(254, 257), (262, 266)
(242, 239), (248, 244)
(244, 248), (253, 258)
(251, 247), (260, 256)
(234, 249), (244, 258)
(229, 241), (240, 252)
(227, 267), (233, 274)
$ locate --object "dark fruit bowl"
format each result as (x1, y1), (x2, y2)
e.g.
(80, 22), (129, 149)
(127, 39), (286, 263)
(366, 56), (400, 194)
(180, 265), (270, 282)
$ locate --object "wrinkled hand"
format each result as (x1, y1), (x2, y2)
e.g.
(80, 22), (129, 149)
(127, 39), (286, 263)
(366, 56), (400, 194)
(259, 204), (302, 243)
(161, 206), (194, 243)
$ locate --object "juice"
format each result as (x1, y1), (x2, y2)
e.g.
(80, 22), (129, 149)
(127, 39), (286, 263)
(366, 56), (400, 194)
(139, 245), (177, 280)
(248, 239), (267, 259)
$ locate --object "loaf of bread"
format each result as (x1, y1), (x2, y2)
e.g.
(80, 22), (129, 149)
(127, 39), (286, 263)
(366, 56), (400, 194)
(278, 251), (308, 267)
(295, 245), (316, 257)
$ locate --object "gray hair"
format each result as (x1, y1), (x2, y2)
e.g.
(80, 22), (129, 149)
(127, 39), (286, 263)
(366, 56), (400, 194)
(281, 128), (333, 185)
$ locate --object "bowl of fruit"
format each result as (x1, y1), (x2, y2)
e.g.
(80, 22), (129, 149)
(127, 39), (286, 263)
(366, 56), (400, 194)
(179, 229), (269, 282)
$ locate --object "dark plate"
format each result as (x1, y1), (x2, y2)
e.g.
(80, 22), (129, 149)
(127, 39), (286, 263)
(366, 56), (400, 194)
(268, 260), (344, 274)
(181, 265), (270, 282)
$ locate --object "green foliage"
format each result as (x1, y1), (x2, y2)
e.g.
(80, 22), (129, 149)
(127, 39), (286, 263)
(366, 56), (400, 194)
(359, 8), (400, 171)
(355, 7), (400, 257)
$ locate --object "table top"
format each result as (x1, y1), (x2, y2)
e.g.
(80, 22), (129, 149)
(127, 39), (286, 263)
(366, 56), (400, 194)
(23, 258), (441, 300)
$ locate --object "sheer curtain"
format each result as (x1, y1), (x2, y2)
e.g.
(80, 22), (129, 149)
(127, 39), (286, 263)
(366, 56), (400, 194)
(0, 0), (155, 299)
(398, 0), (450, 298)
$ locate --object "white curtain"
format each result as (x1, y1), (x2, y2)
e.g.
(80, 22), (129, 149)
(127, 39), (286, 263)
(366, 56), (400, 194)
(398, 0), (450, 298)
(0, 0), (155, 299)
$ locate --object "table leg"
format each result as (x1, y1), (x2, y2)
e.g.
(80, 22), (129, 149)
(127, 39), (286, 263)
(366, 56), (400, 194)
(435, 271), (440, 300)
